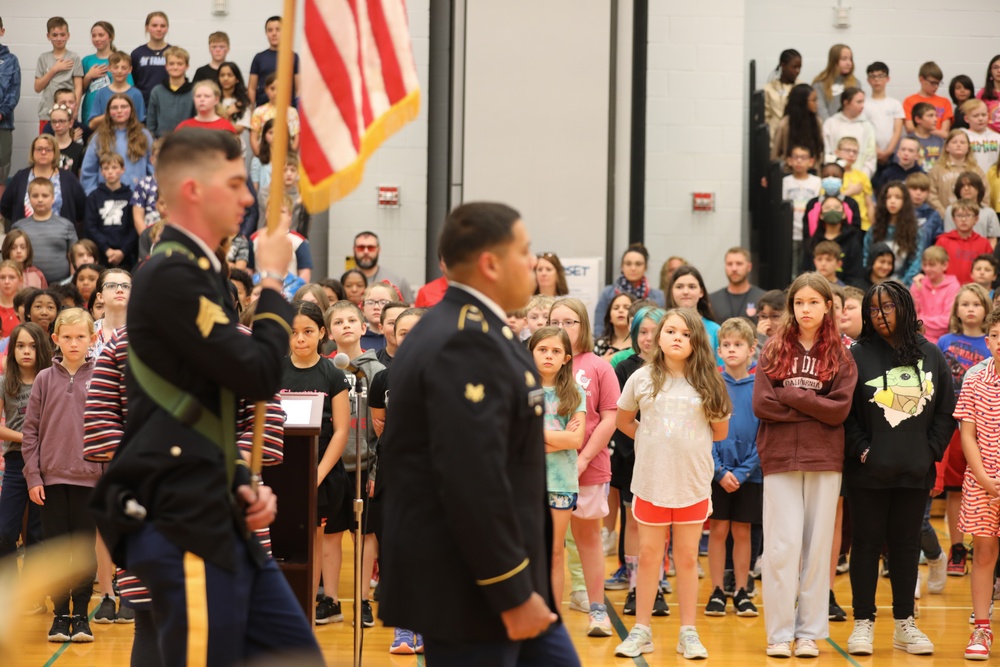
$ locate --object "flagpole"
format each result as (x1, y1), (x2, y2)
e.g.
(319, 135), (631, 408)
(250, 0), (297, 497)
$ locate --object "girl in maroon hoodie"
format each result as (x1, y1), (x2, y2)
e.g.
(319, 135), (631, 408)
(753, 273), (857, 659)
(22, 308), (99, 644)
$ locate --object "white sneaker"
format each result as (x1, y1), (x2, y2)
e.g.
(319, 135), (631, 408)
(615, 625), (653, 657)
(794, 638), (819, 658)
(914, 570), (921, 599)
(926, 552), (947, 594)
(893, 616), (934, 655)
(676, 627), (708, 660)
(766, 641), (792, 658)
(847, 619), (875, 655)
(602, 527), (617, 557)
(666, 556), (676, 577)
(568, 590), (590, 613)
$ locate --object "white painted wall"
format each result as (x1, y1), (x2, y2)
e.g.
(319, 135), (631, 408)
(461, 0), (612, 261)
(2, 1), (430, 289)
(643, 0), (746, 293)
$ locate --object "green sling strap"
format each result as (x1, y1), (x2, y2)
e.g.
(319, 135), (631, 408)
(127, 240), (239, 485)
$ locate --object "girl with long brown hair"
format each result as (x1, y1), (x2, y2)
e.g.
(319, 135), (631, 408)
(79, 93), (153, 193)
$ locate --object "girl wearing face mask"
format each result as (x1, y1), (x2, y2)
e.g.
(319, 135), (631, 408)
(802, 196), (864, 283)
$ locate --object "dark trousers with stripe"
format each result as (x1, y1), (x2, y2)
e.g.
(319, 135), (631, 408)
(39, 483), (97, 617)
(423, 622), (580, 667)
(125, 523), (322, 667)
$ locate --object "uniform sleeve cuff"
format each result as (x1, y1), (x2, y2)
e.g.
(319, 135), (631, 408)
(478, 560), (536, 615)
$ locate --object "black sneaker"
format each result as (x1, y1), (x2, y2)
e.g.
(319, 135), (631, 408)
(115, 600), (135, 624)
(829, 590), (847, 622)
(48, 615), (71, 642)
(622, 589), (636, 615)
(722, 569), (736, 597)
(361, 599), (375, 628)
(733, 588), (759, 617)
(70, 615), (94, 642)
(653, 589), (670, 616)
(704, 587), (727, 616)
(316, 595), (344, 624)
(93, 594), (116, 624)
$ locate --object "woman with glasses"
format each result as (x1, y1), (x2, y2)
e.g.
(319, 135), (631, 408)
(0, 134), (86, 230)
(842, 280), (955, 656)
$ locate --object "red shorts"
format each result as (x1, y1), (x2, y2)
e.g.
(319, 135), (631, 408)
(632, 496), (711, 526)
(943, 431), (968, 490)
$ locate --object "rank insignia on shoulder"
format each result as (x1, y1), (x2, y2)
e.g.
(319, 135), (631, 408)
(465, 383), (485, 403)
(196, 296), (229, 338)
(502, 326), (514, 340)
(525, 371), (536, 387)
(458, 305), (488, 333)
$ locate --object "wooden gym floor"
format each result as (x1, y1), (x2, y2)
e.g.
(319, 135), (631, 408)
(11, 515), (987, 666)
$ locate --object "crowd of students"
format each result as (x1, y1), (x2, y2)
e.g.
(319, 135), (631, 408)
(3, 12), (1000, 664)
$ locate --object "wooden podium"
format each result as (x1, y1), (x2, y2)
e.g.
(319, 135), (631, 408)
(267, 392), (324, 622)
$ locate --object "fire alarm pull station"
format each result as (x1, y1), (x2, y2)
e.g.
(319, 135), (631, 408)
(692, 192), (715, 212)
(378, 185), (400, 208)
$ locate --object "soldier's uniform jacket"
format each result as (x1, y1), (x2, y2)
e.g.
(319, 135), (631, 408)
(91, 225), (293, 572)
(377, 285), (555, 642)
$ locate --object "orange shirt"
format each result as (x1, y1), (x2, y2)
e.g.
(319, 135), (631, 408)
(903, 93), (953, 130)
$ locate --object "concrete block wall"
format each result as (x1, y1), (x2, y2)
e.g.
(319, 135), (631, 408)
(643, 0), (747, 292)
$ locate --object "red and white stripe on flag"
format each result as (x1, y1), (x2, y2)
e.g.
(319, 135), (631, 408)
(299, 0), (420, 212)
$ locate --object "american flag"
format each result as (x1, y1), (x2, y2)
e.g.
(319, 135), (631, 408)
(298, 0), (421, 212)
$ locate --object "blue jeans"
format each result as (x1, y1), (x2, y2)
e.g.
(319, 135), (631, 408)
(0, 452), (43, 557)
(423, 622), (580, 667)
(920, 497), (943, 560)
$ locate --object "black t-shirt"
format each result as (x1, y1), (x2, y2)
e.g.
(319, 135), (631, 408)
(58, 141), (85, 177)
(192, 64), (221, 85)
(280, 355), (349, 443)
(369, 366), (390, 411)
(376, 347), (393, 368)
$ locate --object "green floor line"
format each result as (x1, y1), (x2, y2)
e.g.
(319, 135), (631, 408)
(826, 637), (864, 667)
(605, 594), (650, 667)
(43, 607), (99, 667)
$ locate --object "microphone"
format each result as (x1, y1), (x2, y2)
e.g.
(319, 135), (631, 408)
(333, 352), (366, 379)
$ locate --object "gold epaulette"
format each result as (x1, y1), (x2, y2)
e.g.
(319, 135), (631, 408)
(458, 305), (489, 333)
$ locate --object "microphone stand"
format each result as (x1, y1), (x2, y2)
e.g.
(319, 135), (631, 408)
(334, 354), (367, 667)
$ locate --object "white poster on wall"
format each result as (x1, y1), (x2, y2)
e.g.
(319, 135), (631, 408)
(561, 258), (604, 320)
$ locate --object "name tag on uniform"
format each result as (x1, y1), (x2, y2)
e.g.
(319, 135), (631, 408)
(528, 388), (544, 417)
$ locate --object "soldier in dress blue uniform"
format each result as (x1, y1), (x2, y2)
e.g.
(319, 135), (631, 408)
(378, 202), (580, 666)
(90, 129), (322, 667)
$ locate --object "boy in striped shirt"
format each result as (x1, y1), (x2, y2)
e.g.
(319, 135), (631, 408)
(954, 307), (1000, 660)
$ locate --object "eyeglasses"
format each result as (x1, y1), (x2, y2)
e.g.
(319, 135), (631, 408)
(355, 244), (377, 252)
(868, 73), (887, 80)
(924, 78), (941, 87)
(953, 212), (977, 220)
(103, 282), (132, 292)
(33, 146), (53, 154)
(50, 118), (70, 125)
(363, 298), (390, 307)
(838, 147), (858, 155)
(550, 319), (581, 328)
(869, 302), (896, 318)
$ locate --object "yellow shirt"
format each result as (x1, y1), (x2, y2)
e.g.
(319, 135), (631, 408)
(843, 168), (873, 231)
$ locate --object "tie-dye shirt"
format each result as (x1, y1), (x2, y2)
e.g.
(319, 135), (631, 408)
(542, 385), (586, 494)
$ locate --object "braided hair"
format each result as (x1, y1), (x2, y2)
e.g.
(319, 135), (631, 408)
(858, 280), (924, 368)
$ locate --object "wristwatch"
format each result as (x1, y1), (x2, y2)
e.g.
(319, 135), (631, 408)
(258, 270), (284, 283)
